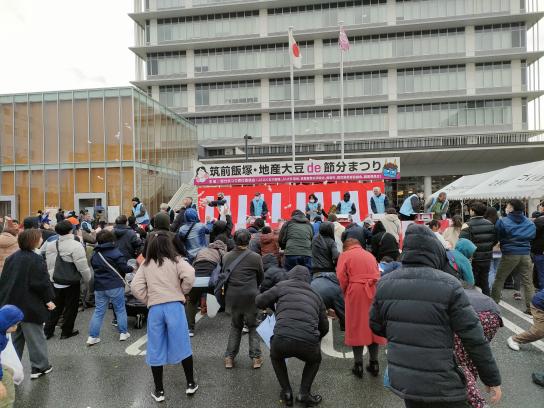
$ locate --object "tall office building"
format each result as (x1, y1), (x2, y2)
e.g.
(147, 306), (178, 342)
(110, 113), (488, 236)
(130, 0), (544, 203)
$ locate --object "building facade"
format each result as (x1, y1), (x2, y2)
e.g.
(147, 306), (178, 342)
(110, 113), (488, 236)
(0, 87), (197, 220)
(130, 0), (544, 203)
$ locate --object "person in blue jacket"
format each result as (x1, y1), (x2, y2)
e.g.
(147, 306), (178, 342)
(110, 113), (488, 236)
(449, 238), (477, 286)
(370, 187), (389, 214)
(250, 192), (268, 219)
(0, 305), (24, 407)
(179, 208), (211, 263)
(399, 190), (424, 221)
(337, 192), (356, 216)
(87, 230), (134, 346)
(491, 199), (536, 313)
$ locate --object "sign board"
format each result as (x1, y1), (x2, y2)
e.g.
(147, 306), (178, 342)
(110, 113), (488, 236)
(194, 157), (400, 186)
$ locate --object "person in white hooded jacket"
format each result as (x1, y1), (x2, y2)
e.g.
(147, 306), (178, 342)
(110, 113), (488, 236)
(381, 208), (402, 243)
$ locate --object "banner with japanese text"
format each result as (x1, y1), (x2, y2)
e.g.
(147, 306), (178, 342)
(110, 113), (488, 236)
(194, 157), (400, 186)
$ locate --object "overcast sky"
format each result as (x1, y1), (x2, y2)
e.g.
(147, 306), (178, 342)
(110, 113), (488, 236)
(0, 0), (134, 94)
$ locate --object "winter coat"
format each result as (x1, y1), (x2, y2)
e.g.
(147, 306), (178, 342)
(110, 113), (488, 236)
(450, 238), (477, 285)
(179, 208), (211, 262)
(260, 232), (280, 259)
(399, 194), (423, 217)
(256, 265), (329, 345)
(90, 242), (133, 292)
(425, 197), (450, 220)
(131, 257), (195, 307)
(341, 223), (371, 249)
(249, 231), (262, 254)
(381, 213), (401, 243)
(496, 211), (536, 255)
(0, 232), (18, 273)
(459, 216), (497, 262)
(278, 212), (314, 257)
(260, 254), (288, 293)
(370, 194), (389, 214)
(170, 204), (198, 233)
(370, 231), (400, 261)
(42, 234), (92, 284)
(113, 224), (143, 260)
(0, 250), (55, 324)
(192, 240), (227, 278)
(250, 198), (268, 218)
(370, 224), (501, 403)
(223, 248), (264, 313)
(312, 222), (339, 272)
(531, 215), (544, 255)
(533, 288), (544, 310)
(337, 242), (385, 346)
(333, 221), (346, 252)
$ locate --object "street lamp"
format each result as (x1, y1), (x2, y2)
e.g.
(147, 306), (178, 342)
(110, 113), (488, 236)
(243, 134), (253, 162)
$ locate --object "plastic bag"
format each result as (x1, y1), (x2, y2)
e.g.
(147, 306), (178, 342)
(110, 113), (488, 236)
(1, 334), (24, 385)
(256, 314), (276, 349)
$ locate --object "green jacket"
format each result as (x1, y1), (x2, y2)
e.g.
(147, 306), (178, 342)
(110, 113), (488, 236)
(279, 213), (314, 257)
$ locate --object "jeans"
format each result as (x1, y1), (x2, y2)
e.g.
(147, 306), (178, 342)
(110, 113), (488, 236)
(534, 254), (544, 289)
(311, 273), (345, 329)
(404, 401), (469, 408)
(491, 254), (534, 309)
(12, 322), (50, 372)
(284, 256), (312, 272)
(473, 260), (491, 296)
(225, 309), (261, 359)
(44, 283), (81, 337)
(270, 335), (321, 397)
(89, 287), (128, 338)
(184, 287), (207, 331)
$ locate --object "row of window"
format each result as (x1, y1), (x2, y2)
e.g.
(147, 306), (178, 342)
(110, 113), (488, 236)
(147, 23), (526, 75)
(188, 99), (525, 140)
(157, 62), (526, 108)
(149, 0), (525, 40)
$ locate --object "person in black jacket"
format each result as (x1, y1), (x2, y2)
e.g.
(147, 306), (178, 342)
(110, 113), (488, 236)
(311, 222), (345, 329)
(0, 229), (56, 379)
(260, 254), (288, 293)
(341, 222), (371, 250)
(459, 202), (498, 296)
(170, 197), (198, 233)
(370, 224), (502, 408)
(210, 216), (235, 252)
(532, 208), (544, 290)
(370, 221), (400, 261)
(113, 215), (143, 260)
(256, 265), (329, 408)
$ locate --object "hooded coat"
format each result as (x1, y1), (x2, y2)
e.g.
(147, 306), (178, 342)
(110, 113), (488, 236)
(0, 305), (24, 381)
(496, 211), (536, 255)
(370, 224), (501, 403)
(113, 224), (143, 260)
(0, 231), (18, 273)
(312, 222), (339, 272)
(192, 240), (227, 278)
(256, 266), (329, 345)
(179, 208), (211, 262)
(337, 241), (385, 346)
(260, 254), (288, 293)
(450, 238), (477, 285)
(90, 242), (133, 292)
(142, 213), (188, 258)
(278, 210), (314, 257)
(260, 232), (280, 259)
(381, 213), (402, 243)
(459, 216), (497, 262)
(210, 216), (235, 251)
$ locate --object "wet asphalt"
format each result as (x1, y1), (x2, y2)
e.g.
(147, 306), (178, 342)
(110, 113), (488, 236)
(14, 289), (544, 408)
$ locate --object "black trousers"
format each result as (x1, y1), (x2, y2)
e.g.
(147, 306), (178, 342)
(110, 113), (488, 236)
(405, 400), (470, 408)
(44, 284), (80, 337)
(270, 336), (321, 397)
(473, 260), (491, 296)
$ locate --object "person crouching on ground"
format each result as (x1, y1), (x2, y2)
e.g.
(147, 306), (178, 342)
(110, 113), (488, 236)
(131, 232), (197, 403)
(337, 238), (386, 378)
(256, 266), (329, 407)
(0, 305), (24, 408)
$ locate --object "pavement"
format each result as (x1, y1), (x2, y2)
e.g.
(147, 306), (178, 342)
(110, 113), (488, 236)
(14, 288), (544, 408)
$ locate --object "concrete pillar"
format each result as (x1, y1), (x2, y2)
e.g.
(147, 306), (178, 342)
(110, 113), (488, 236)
(151, 86), (159, 101)
(186, 49), (195, 79)
(150, 19), (157, 45)
(466, 62), (475, 95)
(388, 105), (398, 137)
(261, 78), (269, 109)
(187, 83), (196, 113)
(259, 9), (268, 37)
(315, 74), (324, 105)
(314, 39), (323, 69)
(511, 59), (522, 92)
(387, 68), (397, 100)
(466, 26), (475, 57)
(261, 113), (270, 144)
(387, 0), (396, 26)
(424, 176), (432, 197)
(512, 97), (522, 130)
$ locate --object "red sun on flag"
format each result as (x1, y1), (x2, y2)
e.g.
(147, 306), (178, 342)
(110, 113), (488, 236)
(292, 43), (300, 58)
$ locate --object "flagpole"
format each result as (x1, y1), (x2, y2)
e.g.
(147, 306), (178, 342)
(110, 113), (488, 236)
(289, 26), (296, 165)
(339, 21), (345, 161)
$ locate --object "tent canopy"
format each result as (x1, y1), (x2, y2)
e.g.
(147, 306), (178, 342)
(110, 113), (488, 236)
(435, 160), (544, 201)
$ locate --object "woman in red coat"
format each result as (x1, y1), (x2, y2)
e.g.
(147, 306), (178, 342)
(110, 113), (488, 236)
(337, 238), (386, 379)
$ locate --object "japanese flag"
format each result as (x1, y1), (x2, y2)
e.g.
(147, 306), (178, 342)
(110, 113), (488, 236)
(288, 30), (302, 69)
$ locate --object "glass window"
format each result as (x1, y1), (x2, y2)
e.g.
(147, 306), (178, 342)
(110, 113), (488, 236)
(475, 23), (526, 51)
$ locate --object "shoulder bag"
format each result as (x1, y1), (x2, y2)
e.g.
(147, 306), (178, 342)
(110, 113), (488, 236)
(52, 240), (81, 285)
(213, 250), (252, 307)
(97, 252), (130, 293)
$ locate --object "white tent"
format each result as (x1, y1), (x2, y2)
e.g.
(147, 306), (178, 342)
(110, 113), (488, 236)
(437, 160), (544, 201)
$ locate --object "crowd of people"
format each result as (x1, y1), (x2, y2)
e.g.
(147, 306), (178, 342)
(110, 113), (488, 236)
(0, 191), (542, 407)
